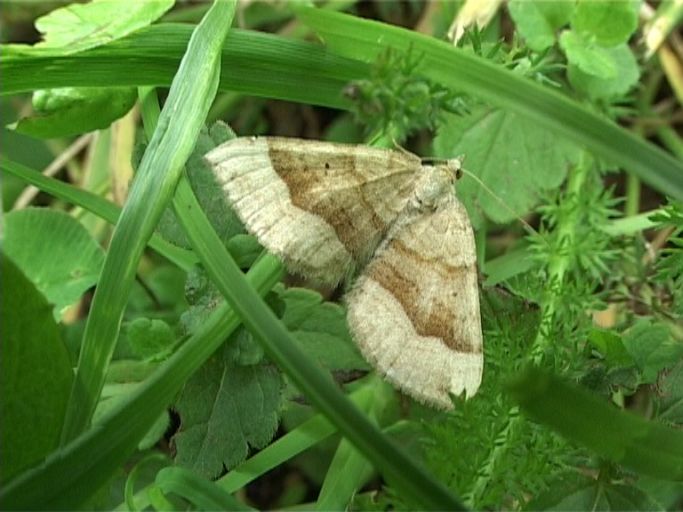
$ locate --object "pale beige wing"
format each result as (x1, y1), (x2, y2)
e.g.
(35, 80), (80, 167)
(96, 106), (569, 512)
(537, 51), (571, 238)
(205, 137), (421, 285)
(346, 195), (483, 409)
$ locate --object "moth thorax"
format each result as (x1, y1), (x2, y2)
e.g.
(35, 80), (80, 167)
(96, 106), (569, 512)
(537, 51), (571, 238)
(413, 165), (456, 210)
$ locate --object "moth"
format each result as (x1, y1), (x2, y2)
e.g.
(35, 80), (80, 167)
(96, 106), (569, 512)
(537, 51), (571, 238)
(205, 136), (483, 409)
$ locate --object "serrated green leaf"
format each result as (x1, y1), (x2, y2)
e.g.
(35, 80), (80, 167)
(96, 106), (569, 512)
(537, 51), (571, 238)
(180, 266), (223, 335)
(0, 252), (72, 483)
(508, 0), (574, 51)
(508, 366), (683, 480)
(125, 318), (175, 361)
(173, 344), (283, 478)
(622, 319), (683, 384)
(13, 87), (136, 139)
(181, 266), (278, 340)
(525, 471), (662, 511)
(223, 327), (266, 366)
(572, 0), (640, 47)
(29, 0), (174, 55)
(658, 361), (683, 424)
(3, 208), (104, 319)
(186, 121), (243, 241)
(435, 107), (580, 225)
(278, 286), (368, 371)
(567, 43), (640, 101)
(559, 30), (617, 79)
(157, 122), (243, 248)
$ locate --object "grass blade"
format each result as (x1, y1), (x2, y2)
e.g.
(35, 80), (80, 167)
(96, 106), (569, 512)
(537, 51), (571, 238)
(59, 0), (236, 443)
(508, 366), (683, 480)
(295, 7), (683, 202)
(0, 26), (366, 110)
(0, 157), (196, 270)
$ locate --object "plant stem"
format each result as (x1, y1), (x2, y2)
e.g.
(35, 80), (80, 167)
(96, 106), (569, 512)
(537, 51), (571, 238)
(469, 154), (592, 505)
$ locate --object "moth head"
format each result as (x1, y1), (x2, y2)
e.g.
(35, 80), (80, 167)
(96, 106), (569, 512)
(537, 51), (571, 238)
(414, 163), (459, 210)
(445, 157), (464, 181)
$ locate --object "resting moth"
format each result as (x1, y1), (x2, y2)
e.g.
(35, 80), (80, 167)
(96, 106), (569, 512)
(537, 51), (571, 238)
(205, 136), (482, 409)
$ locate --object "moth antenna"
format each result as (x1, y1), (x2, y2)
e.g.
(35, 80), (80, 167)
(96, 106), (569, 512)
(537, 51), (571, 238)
(390, 137), (416, 159)
(459, 167), (541, 239)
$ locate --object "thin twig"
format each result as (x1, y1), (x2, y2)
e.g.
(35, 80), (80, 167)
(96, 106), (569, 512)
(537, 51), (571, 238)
(12, 133), (94, 210)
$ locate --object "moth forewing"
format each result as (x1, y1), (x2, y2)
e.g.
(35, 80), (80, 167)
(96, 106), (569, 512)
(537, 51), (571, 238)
(205, 137), (423, 285)
(205, 136), (483, 408)
(347, 194), (483, 408)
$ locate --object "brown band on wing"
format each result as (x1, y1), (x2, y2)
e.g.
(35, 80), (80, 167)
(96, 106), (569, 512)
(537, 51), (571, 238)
(366, 239), (480, 353)
(268, 145), (396, 260)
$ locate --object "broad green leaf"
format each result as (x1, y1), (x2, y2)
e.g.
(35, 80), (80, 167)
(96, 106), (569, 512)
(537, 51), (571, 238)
(621, 319), (683, 384)
(508, 366), (683, 480)
(508, 0), (574, 51)
(435, 107), (580, 225)
(0, 250), (283, 510)
(278, 286), (368, 371)
(568, 43), (640, 101)
(26, 0), (174, 55)
(0, 252), (72, 483)
(572, 0), (640, 47)
(173, 343), (283, 478)
(525, 471), (662, 511)
(14, 87), (136, 139)
(559, 30), (617, 79)
(483, 246), (536, 286)
(125, 318), (176, 361)
(3, 208), (104, 319)
(587, 328), (635, 368)
(636, 475), (683, 511)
